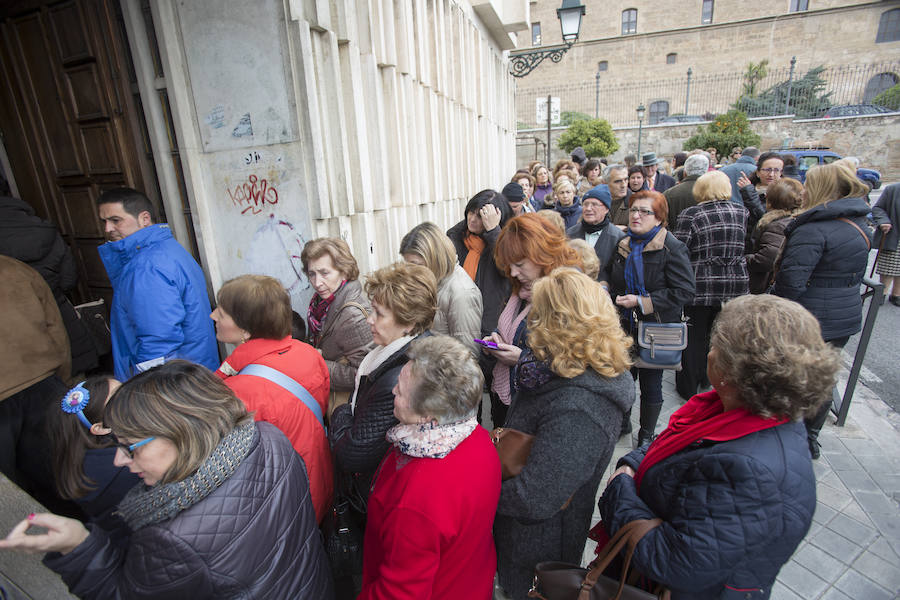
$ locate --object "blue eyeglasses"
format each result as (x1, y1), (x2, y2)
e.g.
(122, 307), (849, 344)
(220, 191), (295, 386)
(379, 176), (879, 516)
(111, 434), (156, 459)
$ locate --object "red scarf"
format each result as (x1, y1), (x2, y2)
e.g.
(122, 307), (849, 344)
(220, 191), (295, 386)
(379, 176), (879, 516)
(590, 390), (788, 550)
(634, 390), (789, 490)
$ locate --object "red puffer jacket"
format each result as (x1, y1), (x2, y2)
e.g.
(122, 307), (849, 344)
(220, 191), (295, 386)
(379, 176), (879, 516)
(216, 336), (333, 522)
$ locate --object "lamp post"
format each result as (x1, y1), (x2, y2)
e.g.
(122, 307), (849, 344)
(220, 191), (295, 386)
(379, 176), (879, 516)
(595, 69), (601, 119)
(636, 103), (646, 158)
(509, 0), (585, 77)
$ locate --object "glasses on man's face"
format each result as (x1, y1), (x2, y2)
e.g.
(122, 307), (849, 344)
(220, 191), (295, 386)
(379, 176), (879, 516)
(111, 434), (155, 459)
(760, 168), (782, 174)
(629, 207), (655, 217)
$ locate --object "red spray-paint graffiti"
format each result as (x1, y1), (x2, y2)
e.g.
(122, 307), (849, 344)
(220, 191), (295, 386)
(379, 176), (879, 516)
(226, 174), (278, 215)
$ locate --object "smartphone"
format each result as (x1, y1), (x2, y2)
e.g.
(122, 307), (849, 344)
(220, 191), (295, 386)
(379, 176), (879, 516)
(474, 338), (499, 349)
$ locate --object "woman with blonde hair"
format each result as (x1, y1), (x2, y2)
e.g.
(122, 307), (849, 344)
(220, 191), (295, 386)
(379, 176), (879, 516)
(329, 262), (437, 509)
(494, 267), (634, 600)
(1, 361), (333, 598)
(552, 178), (582, 230)
(400, 222), (482, 358)
(774, 161), (871, 458)
(301, 238), (374, 418)
(673, 170), (749, 401)
(485, 214), (581, 427)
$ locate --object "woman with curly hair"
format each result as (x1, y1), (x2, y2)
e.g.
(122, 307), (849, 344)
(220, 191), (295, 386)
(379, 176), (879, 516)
(485, 214), (581, 427)
(597, 294), (838, 600)
(494, 267), (634, 600)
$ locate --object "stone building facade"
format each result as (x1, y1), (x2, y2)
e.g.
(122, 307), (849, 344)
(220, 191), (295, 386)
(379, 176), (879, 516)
(517, 0), (900, 126)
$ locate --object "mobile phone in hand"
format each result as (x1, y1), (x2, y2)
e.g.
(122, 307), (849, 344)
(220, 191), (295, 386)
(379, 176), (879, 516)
(474, 338), (499, 349)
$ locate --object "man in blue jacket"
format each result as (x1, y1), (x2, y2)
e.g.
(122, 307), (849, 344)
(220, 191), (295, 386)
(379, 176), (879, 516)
(97, 188), (219, 380)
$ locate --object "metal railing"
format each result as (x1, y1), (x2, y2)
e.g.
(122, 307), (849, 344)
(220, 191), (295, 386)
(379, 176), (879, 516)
(515, 61), (900, 129)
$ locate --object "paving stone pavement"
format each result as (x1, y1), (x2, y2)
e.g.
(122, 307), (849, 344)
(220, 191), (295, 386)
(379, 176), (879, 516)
(581, 365), (900, 600)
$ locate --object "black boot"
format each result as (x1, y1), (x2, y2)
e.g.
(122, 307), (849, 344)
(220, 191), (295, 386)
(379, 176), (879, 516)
(636, 403), (663, 449)
(620, 408), (633, 437)
(805, 402), (830, 460)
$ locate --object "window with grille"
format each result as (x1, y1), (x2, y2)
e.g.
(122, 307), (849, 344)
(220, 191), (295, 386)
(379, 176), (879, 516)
(876, 9), (900, 43)
(702, 0), (714, 24)
(666, 53), (677, 64)
(864, 73), (899, 102)
(622, 9), (637, 35)
(649, 101), (669, 124)
(531, 22), (542, 46)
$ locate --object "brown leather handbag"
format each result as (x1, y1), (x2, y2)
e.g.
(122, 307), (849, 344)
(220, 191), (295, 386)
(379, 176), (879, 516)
(491, 427), (535, 481)
(528, 518), (671, 600)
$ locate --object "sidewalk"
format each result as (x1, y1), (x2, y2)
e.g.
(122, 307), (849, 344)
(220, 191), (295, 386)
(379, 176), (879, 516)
(584, 364), (900, 599)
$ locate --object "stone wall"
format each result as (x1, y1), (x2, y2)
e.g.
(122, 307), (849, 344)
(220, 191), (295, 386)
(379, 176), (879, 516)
(516, 113), (900, 181)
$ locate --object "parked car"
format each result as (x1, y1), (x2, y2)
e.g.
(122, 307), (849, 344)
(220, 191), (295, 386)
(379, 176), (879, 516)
(658, 114), (705, 124)
(778, 148), (881, 188)
(820, 104), (893, 118)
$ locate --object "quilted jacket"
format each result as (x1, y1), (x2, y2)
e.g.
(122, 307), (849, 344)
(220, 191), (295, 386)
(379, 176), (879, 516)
(329, 333), (428, 505)
(773, 196), (871, 341)
(599, 420), (816, 600)
(674, 200), (749, 306)
(44, 423), (334, 599)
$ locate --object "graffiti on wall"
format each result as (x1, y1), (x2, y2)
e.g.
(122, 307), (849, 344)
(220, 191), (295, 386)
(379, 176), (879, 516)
(226, 173), (279, 215)
(245, 215), (308, 294)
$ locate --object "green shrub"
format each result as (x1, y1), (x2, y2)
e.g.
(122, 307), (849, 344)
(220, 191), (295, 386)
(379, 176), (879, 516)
(873, 84), (900, 110)
(557, 118), (619, 158)
(683, 109), (761, 159)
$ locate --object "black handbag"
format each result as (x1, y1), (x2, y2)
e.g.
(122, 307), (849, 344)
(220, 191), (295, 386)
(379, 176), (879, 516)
(632, 320), (687, 371)
(323, 472), (368, 599)
(528, 519), (670, 600)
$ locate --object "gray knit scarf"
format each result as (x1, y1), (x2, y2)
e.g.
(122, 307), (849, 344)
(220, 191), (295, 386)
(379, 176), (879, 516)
(116, 422), (258, 530)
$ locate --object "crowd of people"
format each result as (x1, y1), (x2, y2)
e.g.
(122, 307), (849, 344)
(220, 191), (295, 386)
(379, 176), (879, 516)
(0, 141), (894, 599)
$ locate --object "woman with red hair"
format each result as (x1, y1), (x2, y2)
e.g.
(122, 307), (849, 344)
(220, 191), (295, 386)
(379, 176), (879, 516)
(483, 214), (581, 426)
(607, 191), (696, 447)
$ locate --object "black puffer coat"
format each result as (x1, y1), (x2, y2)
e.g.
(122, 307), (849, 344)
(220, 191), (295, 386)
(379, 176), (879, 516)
(773, 197), (871, 341)
(0, 196), (97, 372)
(44, 423), (334, 599)
(447, 221), (510, 336)
(329, 333), (428, 505)
(599, 420), (816, 600)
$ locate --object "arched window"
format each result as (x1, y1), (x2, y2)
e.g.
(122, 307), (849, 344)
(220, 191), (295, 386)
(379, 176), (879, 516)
(666, 53), (677, 64)
(622, 9), (637, 35)
(649, 101), (669, 125)
(701, 0), (714, 24)
(864, 72), (899, 103)
(876, 9), (900, 43)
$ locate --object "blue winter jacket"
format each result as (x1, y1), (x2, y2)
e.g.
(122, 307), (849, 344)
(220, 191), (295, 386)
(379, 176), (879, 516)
(772, 196), (871, 341)
(599, 420), (816, 600)
(98, 224), (219, 380)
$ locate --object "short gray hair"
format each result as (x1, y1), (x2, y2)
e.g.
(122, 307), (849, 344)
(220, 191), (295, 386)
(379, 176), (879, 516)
(741, 146), (760, 158)
(405, 335), (483, 424)
(684, 154), (709, 177)
(603, 164), (627, 180)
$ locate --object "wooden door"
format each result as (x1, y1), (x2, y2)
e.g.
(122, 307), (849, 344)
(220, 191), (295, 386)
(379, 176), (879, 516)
(0, 0), (154, 305)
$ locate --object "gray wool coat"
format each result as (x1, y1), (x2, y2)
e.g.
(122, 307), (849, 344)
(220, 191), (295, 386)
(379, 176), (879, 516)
(494, 367), (635, 600)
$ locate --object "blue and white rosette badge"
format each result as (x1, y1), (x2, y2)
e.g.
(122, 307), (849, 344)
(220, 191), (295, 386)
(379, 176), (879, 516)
(61, 381), (93, 428)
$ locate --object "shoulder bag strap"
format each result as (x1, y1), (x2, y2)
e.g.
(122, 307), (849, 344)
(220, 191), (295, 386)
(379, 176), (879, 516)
(837, 217), (872, 251)
(578, 518), (664, 600)
(239, 364), (325, 432)
(340, 301), (369, 318)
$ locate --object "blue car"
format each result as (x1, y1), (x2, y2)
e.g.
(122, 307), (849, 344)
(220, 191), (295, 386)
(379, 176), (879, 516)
(779, 149), (881, 188)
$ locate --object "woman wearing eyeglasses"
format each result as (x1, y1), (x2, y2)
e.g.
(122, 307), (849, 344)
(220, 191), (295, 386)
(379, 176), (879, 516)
(607, 191), (696, 447)
(737, 152), (784, 240)
(0, 360), (334, 599)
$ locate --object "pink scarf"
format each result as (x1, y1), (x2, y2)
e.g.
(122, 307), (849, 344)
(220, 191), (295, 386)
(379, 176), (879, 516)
(491, 290), (531, 405)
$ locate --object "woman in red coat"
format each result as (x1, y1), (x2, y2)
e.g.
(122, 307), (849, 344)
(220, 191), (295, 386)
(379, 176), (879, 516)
(359, 335), (501, 600)
(211, 274), (333, 522)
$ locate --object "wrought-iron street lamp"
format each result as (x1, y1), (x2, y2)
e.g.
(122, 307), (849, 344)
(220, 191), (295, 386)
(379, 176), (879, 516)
(509, 0), (586, 78)
(636, 103), (646, 157)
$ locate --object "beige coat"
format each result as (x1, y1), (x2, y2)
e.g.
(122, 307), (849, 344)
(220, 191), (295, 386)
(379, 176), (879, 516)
(312, 279), (375, 392)
(433, 265), (483, 358)
(0, 256), (71, 400)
